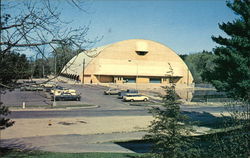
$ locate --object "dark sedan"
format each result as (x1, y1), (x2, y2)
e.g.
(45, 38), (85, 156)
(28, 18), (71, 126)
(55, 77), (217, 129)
(52, 93), (81, 101)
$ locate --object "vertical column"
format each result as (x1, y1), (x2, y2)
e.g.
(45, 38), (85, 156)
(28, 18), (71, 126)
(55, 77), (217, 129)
(82, 58), (85, 84)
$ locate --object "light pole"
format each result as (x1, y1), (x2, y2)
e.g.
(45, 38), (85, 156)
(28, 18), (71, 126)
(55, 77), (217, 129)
(128, 60), (138, 89)
(54, 53), (57, 75)
(52, 93), (56, 107)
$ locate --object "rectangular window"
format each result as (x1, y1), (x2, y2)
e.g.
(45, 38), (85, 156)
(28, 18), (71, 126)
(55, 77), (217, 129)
(136, 51), (148, 56)
(150, 78), (161, 83)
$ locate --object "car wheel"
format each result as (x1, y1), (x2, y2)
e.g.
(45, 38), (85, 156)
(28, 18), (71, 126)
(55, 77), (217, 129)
(130, 99), (134, 102)
(144, 98), (148, 102)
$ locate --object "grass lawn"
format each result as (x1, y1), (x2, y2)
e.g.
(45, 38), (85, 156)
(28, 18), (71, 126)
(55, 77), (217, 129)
(10, 104), (96, 110)
(0, 149), (143, 158)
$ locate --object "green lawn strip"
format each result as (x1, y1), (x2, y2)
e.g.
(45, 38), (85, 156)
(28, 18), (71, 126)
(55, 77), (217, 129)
(50, 104), (96, 109)
(9, 104), (96, 110)
(129, 102), (162, 106)
(0, 149), (143, 158)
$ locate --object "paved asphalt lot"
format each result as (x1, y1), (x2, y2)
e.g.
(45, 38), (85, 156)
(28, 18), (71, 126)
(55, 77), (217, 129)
(1, 84), (129, 108)
(1, 80), (228, 119)
(1, 80), (230, 153)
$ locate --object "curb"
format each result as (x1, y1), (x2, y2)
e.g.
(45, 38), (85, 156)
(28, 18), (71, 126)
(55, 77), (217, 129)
(9, 105), (100, 112)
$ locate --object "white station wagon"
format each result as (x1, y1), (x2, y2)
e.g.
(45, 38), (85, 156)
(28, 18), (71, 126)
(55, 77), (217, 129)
(123, 94), (149, 102)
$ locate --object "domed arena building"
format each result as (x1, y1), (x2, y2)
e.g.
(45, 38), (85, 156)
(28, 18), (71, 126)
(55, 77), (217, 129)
(61, 39), (193, 85)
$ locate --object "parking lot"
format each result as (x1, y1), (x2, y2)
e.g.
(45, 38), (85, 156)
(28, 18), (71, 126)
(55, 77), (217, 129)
(1, 79), (152, 111)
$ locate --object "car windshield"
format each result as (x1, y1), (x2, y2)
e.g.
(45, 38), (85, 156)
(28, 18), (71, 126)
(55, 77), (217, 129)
(62, 93), (71, 95)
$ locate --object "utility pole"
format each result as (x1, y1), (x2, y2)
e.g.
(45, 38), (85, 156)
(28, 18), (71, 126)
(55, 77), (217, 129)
(54, 54), (57, 75)
(42, 65), (45, 78)
(128, 60), (138, 89)
(82, 58), (85, 84)
(136, 62), (138, 89)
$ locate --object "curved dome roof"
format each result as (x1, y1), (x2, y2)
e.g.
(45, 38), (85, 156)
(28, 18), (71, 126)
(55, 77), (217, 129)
(62, 39), (193, 83)
(61, 45), (110, 75)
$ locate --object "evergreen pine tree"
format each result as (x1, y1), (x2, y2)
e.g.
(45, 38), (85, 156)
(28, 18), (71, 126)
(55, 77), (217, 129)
(145, 65), (199, 158)
(207, 0), (250, 103)
(205, 0), (250, 157)
(0, 102), (14, 131)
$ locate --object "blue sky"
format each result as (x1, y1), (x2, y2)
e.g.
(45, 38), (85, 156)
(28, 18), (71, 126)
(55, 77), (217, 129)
(59, 0), (237, 55)
(6, 0), (238, 56)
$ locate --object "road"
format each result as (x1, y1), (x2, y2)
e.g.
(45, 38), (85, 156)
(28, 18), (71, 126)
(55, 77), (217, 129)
(10, 109), (150, 118)
(9, 105), (228, 119)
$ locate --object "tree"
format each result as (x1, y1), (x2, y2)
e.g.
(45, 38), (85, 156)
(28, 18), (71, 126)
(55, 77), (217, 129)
(181, 51), (216, 83)
(0, 0), (97, 132)
(0, 0), (98, 85)
(0, 52), (30, 86)
(204, 0), (250, 157)
(145, 67), (199, 158)
(206, 0), (250, 121)
(207, 0), (250, 103)
(51, 44), (79, 74)
(0, 102), (14, 131)
(32, 58), (51, 78)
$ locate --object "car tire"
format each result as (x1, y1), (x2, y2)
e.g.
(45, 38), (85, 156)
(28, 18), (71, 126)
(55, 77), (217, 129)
(144, 98), (148, 102)
(130, 99), (134, 102)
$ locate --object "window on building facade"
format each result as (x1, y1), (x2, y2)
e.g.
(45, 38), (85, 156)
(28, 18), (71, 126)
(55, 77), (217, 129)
(136, 51), (148, 56)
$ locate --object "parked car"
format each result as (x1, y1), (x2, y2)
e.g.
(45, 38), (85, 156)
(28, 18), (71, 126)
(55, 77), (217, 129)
(123, 94), (149, 102)
(126, 89), (138, 93)
(118, 89), (139, 99)
(50, 87), (77, 97)
(40, 82), (56, 88)
(50, 86), (66, 95)
(104, 88), (121, 95)
(20, 85), (43, 91)
(52, 92), (81, 101)
(118, 90), (128, 99)
(23, 80), (36, 84)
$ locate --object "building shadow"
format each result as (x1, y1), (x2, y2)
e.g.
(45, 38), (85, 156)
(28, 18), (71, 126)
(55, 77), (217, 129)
(181, 111), (231, 128)
(115, 139), (152, 154)
(115, 111), (235, 153)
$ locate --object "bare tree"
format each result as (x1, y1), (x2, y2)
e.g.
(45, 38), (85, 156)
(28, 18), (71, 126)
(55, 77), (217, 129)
(0, 0), (98, 132)
(0, 0), (98, 82)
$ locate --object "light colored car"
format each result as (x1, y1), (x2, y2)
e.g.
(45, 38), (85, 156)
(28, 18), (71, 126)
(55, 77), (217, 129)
(40, 82), (56, 88)
(50, 87), (76, 96)
(20, 85), (43, 91)
(104, 88), (121, 95)
(123, 94), (149, 102)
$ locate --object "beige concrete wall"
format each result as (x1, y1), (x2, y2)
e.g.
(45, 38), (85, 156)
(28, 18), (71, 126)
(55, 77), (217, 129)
(92, 39), (193, 84)
(84, 75), (91, 84)
(98, 76), (114, 83)
(114, 76), (123, 83)
(64, 39), (194, 85)
(137, 77), (149, 83)
(161, 77), (169, 84)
